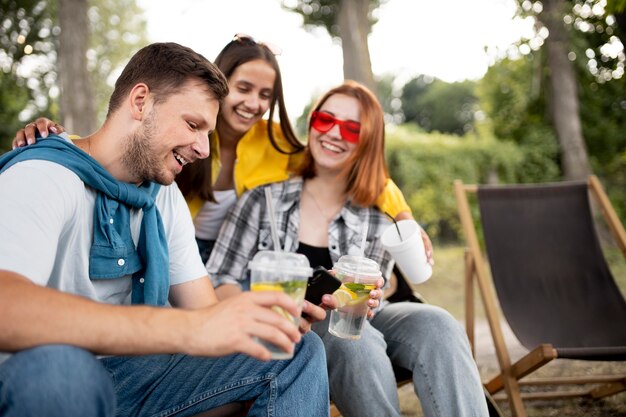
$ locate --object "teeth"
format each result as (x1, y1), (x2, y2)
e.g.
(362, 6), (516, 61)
(321, 142), (343, 153)
(173, 151), (188, 166)
(235, 109), (255, 119)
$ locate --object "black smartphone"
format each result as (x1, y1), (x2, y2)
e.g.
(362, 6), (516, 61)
(305, 266), (342, 305)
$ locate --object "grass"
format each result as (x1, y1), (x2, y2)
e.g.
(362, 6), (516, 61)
(395, 243), (626, 417)
(411, 244), (470, 320)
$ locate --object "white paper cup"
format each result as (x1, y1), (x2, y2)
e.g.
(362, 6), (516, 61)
(381, 220), (432, 284)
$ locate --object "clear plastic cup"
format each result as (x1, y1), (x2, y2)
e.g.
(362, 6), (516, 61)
(248, 251), (312, 359)
(328, 255), (381, 340)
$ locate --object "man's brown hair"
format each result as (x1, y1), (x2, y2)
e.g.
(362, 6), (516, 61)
(107, 42), (229, 118)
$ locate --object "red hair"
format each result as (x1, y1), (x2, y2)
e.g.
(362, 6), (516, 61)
(297, 80), (388, 207)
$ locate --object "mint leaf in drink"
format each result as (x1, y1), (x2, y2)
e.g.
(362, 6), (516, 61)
(282, 280), (307, 294)
(344, 283), (366, 293)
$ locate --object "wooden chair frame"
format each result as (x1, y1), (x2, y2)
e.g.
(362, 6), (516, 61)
(454, 175), (626, 417)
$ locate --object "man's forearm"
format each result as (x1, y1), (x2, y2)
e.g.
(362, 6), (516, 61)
(214, 283), (242, 300)
(169, 276), (218, 308)
(0, 270), (189, 355)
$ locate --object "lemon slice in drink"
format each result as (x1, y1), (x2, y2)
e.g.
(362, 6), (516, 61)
(251, 283), (284, 292)
(333, 288), (357, 307)
(272, 306), (295, 323)
(347, 292), (370, 306)
(341, 283), (374, 306)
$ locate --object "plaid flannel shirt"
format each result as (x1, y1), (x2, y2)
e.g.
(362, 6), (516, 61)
(206, 177), (394, 290)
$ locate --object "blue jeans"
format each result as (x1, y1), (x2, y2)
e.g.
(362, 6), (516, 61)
(313, 302), (489, 417)
(0, 333), (329, 417)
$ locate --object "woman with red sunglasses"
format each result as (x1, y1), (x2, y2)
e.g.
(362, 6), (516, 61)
(206, 81), (489, 417)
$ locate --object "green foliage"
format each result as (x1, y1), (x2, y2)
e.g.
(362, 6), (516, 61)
(480, 2), (626, 221)
(606, 0), (626, 17)
(295, 98), (314, 139)
(399, 75), (430, 123)
(551, 0), (626, 220)
(0, 0), (57, 151)
(576, 72), (626, 172)
(0, 0), (147, 151)
(400, 75), (478, 136)
(477, 55), (563, 184)
(513, 126), (561, 183)
(375, 73), (403, 124)
(385, 126), (537, 242)
(567, 0), (624, 82)
(0, 71), (30, 153)
(601, 152), (626, 222)
(86, 0), (147, 122)
(477, 56), (545, 142)
(0, 1), (56, 65)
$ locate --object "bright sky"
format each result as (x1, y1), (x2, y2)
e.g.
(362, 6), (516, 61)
(137, 0), (530, 118)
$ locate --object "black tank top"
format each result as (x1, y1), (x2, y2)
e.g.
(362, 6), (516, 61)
(296, 241), (333, 270)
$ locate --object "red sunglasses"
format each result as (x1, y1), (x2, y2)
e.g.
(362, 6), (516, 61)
(310, 111), (361, 144)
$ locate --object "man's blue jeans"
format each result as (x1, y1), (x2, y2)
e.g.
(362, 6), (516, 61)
(0, 332), (329, 417)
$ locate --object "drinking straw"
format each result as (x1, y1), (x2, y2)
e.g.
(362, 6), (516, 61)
(355, 223), (369, 284)
(264, 187), (282, 251)
(359, 221), (369, 257)
(384, 211), (403, 241)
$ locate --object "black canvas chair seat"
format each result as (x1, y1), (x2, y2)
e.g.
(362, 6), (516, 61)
(455, 176), (626, 417)
(478, 182), (626, 357)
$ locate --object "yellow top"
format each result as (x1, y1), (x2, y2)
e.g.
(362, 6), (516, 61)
(376, 178), (411, 219)
(187, 119), (411, 219)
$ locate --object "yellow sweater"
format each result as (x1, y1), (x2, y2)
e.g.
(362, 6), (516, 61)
(187, 119), (411, 218)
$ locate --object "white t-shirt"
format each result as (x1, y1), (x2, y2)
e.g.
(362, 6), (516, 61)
(0, 160), (207, 304)
(193, 189), (238, 241)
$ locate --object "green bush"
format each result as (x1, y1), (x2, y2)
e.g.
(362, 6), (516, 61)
(385, 124), (558, 242)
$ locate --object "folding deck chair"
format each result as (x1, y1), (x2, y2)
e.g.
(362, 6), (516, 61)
(454, 175), (626, 417)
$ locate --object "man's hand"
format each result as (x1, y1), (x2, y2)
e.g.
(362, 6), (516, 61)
(183, 291), (302, 361)
(12, 118), (65, 149)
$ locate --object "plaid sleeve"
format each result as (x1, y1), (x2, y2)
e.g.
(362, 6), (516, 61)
(205, 187), (264, 288)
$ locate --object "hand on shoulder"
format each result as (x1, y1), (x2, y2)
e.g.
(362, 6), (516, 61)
(12, 118), (65, 149)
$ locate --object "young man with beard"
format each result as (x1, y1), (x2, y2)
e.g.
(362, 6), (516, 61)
(0, 42), (329, 417)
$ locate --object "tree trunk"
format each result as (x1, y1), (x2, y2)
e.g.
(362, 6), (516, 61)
(541, 0), (592, 180)
(337, 0), (376, 94)
(58, 0), (96, 136)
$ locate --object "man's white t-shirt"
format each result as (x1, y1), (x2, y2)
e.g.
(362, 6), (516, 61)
(193, 189), (238, 241)
(0, 160), (207, 304)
